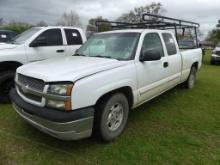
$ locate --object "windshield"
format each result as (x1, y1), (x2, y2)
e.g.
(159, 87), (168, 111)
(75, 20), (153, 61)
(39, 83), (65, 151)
(10, 27), (42, 44)
(76, 33), (140, 60)
(179, 40), (195, 49)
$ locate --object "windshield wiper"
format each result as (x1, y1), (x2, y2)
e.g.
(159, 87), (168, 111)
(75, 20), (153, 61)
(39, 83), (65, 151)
(91, 55), (113, 59)
(73, 54), (117, 60)
(73, 53), (86, 57)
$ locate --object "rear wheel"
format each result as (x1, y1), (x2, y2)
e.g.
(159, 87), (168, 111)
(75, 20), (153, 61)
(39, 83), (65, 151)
(186, 67), (197, 89)
(0, 71), (15, 103)
(93, 93), (129, 142)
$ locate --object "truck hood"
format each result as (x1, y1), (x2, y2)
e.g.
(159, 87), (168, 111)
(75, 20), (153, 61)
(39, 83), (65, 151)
(0, 43), (17, 50)
(17, 56), (129, 82)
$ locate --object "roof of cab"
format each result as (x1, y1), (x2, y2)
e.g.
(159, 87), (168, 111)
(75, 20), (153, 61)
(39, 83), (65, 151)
(99, 29), (172, 34)
(36, 26), (83, 30)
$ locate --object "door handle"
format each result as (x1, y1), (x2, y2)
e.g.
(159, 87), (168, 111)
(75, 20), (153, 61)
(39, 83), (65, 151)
(163, 62), (169, 68)
(56, 49), (65, 53)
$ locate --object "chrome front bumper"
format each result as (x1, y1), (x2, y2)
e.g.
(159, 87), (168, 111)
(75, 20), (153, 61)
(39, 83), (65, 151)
(12, 103), (94, 140)
(10, 89), (94, 141)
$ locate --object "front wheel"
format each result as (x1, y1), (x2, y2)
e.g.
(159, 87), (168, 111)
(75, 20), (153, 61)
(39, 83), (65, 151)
(186, 67), (197, 89)
(93, 93), (129, 142)
(0, 71), (15, 103)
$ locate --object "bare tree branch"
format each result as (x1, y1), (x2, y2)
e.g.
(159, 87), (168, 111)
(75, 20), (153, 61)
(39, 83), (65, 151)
(86, 16), (112, 36)
(116, 2), (166, 23)
(36, 21), (48, 27)
(57, 10), (82, 27)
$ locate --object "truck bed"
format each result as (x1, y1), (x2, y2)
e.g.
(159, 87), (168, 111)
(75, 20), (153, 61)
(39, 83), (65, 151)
(180, 48), (203, 82)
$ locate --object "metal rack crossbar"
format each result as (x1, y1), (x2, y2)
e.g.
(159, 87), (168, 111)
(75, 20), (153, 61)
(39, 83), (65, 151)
(95, 13), (200, 47)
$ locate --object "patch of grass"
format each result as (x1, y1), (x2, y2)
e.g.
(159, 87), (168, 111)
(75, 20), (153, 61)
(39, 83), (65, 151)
(0, 50), (220, 165)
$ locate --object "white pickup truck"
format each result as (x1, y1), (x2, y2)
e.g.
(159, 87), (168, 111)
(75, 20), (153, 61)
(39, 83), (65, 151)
(0, 26), (86, 102)
(10, 29), (202, 142)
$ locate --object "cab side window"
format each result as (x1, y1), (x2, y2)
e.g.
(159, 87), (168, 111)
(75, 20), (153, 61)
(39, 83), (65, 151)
(64, 29), (83, 45)
(142, 33), (164, 57)
(162, 33), (177, 55)
(36, 29), (63, 46)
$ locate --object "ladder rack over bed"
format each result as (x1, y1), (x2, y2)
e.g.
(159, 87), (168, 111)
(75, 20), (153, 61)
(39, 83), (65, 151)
(95, 13), (200, 47)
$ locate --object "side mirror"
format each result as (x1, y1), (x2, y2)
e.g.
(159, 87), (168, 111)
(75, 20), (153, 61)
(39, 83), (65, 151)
(140, 49), (161, 62)
(30, 37), (47, 47)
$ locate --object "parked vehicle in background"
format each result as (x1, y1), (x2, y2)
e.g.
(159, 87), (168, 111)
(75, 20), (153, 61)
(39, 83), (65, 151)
(0, 26), (86, 102)
(211, 42), (220, 65)
(179, 39), (197, 49)
(10, 14), (202, 142)
(199, 41), (214, 50)
(0, 30), (16, 43)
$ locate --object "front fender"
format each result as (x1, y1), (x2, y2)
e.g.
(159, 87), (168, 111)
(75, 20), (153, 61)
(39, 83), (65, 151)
(0, 45), (27, 64)
(71, 63), (137, 110)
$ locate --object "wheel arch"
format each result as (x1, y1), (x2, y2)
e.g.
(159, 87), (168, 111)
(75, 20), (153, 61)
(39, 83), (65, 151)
(0, 61), (23, 72)
(191, 61), (199, 70)
(95, 86), (134, 109)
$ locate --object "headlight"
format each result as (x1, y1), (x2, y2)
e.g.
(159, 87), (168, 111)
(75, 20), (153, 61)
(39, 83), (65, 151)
(48, 84), (72, 95)
(46, 84), (73, 111)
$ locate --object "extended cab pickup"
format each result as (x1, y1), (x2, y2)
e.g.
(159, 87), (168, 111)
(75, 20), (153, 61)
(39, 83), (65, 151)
(10, 29), (202, 141)
(0, 26), (86, 102)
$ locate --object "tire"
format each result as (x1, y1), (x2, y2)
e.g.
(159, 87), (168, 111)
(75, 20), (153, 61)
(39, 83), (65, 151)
(186, 67), (197, 89)
(93, 93), (129, 142)
(0, 71), (15, 103)
(211, 60), (215, 65)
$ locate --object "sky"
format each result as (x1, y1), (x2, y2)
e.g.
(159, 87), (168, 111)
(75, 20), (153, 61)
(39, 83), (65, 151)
(0, 0), (219, 39)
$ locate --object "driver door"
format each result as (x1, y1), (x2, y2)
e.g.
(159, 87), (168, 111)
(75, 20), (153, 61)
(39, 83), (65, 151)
(27, 28), (66, 62)
(136, 32), (168, 103)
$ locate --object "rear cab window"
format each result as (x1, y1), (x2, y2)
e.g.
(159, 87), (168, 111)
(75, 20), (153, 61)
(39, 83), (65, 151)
(64, 29), (83, 45)
(0, 31), (16, 42)
(0, 33), (8, 42)
(162, 33), (177, 55)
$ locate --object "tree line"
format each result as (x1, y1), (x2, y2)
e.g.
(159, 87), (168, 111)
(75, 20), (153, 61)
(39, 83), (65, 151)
(0, 2), (219, 45)
(206, 20), (220, 45)
(0, 2), (164, 35)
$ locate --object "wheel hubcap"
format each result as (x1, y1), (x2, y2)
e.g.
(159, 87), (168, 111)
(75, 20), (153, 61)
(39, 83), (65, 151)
(107, 103), (124, 131)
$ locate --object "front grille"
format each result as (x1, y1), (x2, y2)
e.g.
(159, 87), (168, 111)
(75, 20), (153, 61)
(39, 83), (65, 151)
(18, 86), (42, 102)
(18, 74), (44, 92)
(17, 74), (45, 103)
